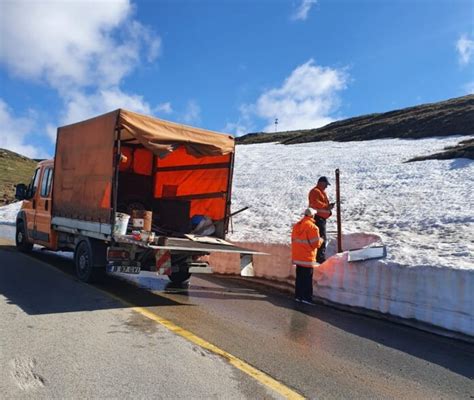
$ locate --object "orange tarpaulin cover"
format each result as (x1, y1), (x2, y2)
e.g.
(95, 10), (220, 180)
(118, 109), (234, 157)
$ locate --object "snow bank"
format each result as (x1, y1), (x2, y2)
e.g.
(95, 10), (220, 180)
(210, 234), (474, 336)
(0, 201), (21, 226)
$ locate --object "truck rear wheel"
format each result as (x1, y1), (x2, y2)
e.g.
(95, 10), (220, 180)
(168, 271), (192, 284)
(16, 221), (33, 253)
(74, 240), (106, 283)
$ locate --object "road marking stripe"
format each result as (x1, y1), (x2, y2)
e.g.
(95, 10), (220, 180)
(16, 250), (305, 399)
(106, 292), (305, 400)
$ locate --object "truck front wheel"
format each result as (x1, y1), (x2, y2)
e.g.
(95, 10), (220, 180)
(16, 221), (33, 253)
(74, 240), (106, 283)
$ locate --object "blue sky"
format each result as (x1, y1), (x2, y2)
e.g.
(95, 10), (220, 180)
(0, 0), (473, 158)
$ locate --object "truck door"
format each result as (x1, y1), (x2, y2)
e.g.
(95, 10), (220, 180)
(34, 166), (53, 243)
(24, 167), (41, 240)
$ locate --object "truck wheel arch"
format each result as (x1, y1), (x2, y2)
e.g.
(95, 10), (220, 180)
(16, 211), (27, 230)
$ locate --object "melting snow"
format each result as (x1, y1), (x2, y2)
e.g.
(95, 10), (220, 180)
(229, 136), (474, 270)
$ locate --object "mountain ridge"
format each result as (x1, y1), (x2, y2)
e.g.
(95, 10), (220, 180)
(236, 95), (474, 145)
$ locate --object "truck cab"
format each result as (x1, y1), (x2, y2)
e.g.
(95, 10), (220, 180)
(15, 159), (56, 252)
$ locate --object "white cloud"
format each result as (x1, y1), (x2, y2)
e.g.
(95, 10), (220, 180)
(154, 102), (173, 114)
(0, 0), (134, 89)
(456, 34), (474, 65)
(45, 124), (57, 143)
(226, 60), (348, 135)
(256, 59), (347, 132)
(464, 81), (474, 94)
(292, 0), (317, 21)
(0, 99), (48, 159)
(0, 0), (165, 147)
(61, 88), (152, 125)
(223, 121), (252, 136)
(182, 100), (201, 124)
(224, 104), (255, 136)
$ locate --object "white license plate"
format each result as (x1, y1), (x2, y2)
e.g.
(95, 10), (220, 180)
(108, 265), (141, 274)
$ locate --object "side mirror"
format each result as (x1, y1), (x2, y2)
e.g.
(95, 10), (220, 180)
(15, 183), (27, 200)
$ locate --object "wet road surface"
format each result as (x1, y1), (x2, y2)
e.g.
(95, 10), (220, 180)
(0, 243), (284, 399)
(1, 236), (473, 399)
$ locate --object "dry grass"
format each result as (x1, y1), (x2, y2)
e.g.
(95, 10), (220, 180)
(0, 149), (38, 205)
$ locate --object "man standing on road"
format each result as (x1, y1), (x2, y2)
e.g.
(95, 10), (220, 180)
(308, 176), (334, 264)
(291, 208), (324, 304)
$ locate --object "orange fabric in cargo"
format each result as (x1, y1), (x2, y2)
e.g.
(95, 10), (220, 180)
(133, 148), (153, 175)
(154, 146), (231, 220)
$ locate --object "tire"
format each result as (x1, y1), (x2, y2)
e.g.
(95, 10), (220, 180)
(16, 221), (33, 253)
(168, 271), (192, 284)
(74, 239), (106, 283)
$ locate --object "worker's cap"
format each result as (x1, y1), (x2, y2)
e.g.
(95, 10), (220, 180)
(304, 208), (315, 217)
(318, 176), (331, 185)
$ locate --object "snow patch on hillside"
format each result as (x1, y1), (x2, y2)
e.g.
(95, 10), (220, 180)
(229, 136), (474, 270)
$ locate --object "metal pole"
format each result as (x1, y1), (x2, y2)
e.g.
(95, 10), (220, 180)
(112, 128), (121, 233)
(335, 169), (342, 253)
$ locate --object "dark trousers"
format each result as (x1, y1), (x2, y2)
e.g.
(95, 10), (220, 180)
(314, 216), (327, 263)
(295, 266), (313, 301)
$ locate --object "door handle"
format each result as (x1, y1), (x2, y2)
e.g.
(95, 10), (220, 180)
(45, 200), (49, 211)
(33, 199), (36, 209)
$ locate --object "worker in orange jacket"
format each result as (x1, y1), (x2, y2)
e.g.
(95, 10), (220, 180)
(291, 208), (324, 304)
(308, 176), (334, 264)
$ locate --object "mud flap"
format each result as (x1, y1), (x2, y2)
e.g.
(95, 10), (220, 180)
(240, 254), (254, 277)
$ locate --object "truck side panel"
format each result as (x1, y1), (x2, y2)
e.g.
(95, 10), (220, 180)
(52, 111), (117, 224)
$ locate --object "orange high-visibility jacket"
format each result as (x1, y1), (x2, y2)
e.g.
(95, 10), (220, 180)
(308, 186), (331, 219)
(291, 216), (322, 267)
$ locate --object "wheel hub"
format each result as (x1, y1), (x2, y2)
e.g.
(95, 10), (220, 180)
(79, 253), (88, 271)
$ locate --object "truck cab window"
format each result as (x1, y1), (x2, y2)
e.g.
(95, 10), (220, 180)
(28, 168), (41, 198)
(40, 168), (52, 197)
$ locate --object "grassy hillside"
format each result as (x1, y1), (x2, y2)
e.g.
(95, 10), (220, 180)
(237, 95), (474, 148)
(0, 149), (37, 205)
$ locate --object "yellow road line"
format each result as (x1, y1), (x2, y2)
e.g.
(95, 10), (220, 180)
(12, 249), (305, 399)
(105, 291), (305, 400)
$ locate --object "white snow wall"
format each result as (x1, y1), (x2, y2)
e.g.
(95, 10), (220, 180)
(209, 234), (474, 337)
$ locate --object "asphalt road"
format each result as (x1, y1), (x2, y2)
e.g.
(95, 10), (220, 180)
(0, 243), (281, 399)
(0, 239), (473, 399)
